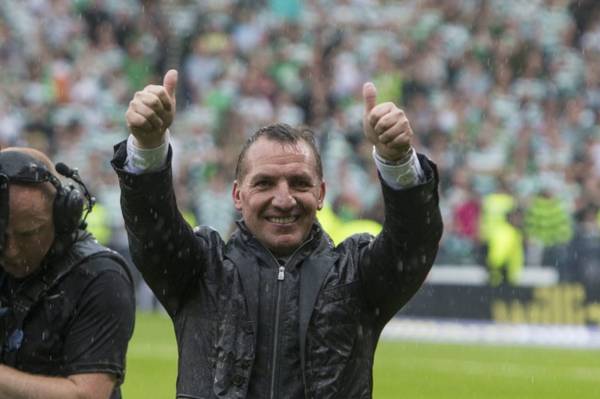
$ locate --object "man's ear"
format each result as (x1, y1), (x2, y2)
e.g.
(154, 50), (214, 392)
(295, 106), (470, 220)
(232, 180), (243, 211)
(317, 180), (326, 210)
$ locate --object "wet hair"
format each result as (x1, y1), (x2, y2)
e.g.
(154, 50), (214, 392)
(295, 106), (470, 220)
(235, 123), (323, 181)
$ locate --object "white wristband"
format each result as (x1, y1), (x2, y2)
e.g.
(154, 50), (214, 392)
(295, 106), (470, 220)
(124, 131), (170, 173)
(372, 147), (425, 189)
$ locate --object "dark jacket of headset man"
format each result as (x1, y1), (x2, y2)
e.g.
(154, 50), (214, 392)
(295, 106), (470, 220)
(0, 147), (135, 399)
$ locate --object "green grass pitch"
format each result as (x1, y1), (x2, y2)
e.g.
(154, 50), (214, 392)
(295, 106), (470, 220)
(122, 313), (600, 398)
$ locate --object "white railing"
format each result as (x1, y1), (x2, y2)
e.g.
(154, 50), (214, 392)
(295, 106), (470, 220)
(427, 264), (558, 286)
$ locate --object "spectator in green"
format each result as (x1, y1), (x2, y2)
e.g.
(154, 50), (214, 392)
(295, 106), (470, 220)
(524, 189), (573, 279)
(373, 50), (403, 105)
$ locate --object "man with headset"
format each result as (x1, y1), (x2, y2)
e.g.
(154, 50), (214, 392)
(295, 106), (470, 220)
(0, 147), (135, 399)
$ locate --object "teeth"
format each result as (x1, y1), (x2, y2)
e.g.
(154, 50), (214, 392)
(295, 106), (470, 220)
(268, 216), (296, 224)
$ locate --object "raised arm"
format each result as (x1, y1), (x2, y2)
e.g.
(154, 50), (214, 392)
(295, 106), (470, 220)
(357, 82), (443, 327)
(113, 70), (212, 316)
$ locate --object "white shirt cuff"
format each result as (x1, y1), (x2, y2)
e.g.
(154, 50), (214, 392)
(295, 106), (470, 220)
(372, 147), (425, 190)
(124, 132), (170, 173)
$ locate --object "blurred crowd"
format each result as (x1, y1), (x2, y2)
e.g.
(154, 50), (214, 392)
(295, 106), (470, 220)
(2, 0), (600, 288)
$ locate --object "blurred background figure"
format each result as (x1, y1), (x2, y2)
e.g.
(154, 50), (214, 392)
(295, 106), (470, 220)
(486, 206), (525, 287)
(524, 188), (574, 277)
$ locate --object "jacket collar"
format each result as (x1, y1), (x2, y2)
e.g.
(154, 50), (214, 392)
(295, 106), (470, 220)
(232, 219), (331, 261)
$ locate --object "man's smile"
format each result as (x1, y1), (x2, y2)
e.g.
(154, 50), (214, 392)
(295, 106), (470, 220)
(266, 216), (299, 225)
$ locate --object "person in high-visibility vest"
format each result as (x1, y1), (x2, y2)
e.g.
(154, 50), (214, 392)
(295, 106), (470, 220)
(486, 207), (524, 286)
(317, 202), (382, 246)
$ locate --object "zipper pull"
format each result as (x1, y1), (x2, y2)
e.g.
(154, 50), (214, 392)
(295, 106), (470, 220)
(277, 266), (285, 281)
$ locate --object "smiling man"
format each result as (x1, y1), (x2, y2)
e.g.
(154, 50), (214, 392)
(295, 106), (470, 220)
(112, 69), (443, 398)
(232, 127), (326, 257)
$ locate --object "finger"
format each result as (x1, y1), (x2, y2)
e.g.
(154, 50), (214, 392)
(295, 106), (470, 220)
(143, 86), (173, 112)
(126, 109), (155, 133)
(362, 82), (377, 114)
(136, 91), (166, 113)
(136, 91), (172, 124)
(378, 120), (411, 145)
(163, 69), (178, 100)
(368, 103), (395, 128)
(130, 101), (164, 131)
(374, 111), (400, 135)
(387, 133), (413, 152)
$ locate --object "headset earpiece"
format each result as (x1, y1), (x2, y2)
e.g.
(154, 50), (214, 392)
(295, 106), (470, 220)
(53, 162), (95, 233)
(53, 183), (85, 235)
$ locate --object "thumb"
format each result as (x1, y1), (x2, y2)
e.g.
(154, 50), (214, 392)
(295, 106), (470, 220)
(163, 69), (178, 99)
(362, 82), (377, 113)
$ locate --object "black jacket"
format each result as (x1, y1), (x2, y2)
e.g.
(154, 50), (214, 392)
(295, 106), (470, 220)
(0, 232), (135, 399)
(113, 143), (442, 399)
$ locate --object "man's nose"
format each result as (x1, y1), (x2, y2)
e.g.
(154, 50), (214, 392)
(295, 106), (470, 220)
(2, 235), (19, 260)
(272, 183), (296, 209)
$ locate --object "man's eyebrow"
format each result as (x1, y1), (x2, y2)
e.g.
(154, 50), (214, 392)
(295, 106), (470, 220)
(250, 171), (314, 181)
(249, 173), (273, 182)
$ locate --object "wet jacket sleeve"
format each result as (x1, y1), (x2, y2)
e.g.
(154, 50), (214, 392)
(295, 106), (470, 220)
(357, 153), (443, 328)
(111, 140), (210, 316)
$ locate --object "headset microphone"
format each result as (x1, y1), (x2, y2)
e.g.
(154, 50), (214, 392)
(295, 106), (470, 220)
(55, 162), (74, 178)
(55, 162), (96, 229)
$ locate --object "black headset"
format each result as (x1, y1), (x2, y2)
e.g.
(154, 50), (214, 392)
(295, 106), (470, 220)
(0, 151), (95, 254)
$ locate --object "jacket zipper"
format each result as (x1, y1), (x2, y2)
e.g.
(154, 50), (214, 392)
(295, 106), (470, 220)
(269, 265), (285, 399)
(267, 238), (312, 399)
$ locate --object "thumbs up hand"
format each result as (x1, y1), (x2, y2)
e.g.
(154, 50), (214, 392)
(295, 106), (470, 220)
(126, 69), (178, 148)
(362, 82), (413, 162)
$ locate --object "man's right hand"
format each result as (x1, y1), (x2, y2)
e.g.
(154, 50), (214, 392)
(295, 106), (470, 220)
(125, 69), (178, 149)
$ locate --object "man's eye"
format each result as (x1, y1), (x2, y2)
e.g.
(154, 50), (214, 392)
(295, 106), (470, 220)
(292, 180), (312, 189)
(254, 180), (271, 188)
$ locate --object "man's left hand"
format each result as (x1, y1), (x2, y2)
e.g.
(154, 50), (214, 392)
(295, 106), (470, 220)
(362, 82), (414, 162)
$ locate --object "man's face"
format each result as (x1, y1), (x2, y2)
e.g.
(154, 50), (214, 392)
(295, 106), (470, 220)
(0, 184), (55, 278)
(232, 137), (325, 257)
